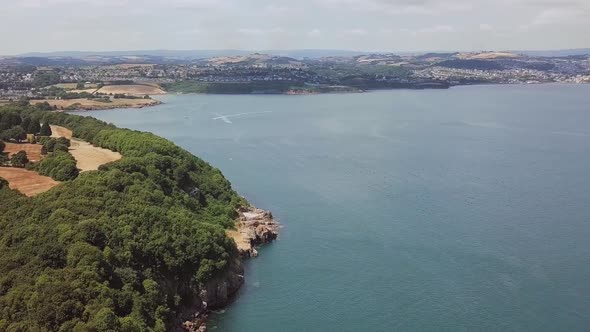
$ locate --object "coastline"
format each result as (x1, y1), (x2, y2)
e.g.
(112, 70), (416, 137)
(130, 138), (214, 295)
(8, 81), (586, 113)
(179, 205), (279, 332)
(40, 98), (163, 112)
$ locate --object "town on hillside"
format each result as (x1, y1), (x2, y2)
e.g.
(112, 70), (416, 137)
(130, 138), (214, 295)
(1, 51), (589, 103)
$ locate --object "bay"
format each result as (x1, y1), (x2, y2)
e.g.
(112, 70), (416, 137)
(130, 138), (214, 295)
(83, 84), (590, 331)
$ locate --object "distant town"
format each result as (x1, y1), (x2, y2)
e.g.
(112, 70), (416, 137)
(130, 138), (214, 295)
(1, 50), (589, 108)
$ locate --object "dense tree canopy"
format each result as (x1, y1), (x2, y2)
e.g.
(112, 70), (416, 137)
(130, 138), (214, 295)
(0, 104), (245, 331)
(10, 150), (29, 167)
(30, 151), (79, 181)
(40, 121), (52, 136)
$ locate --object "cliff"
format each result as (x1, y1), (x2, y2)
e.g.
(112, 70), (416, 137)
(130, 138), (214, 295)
(179, 206), (279, 331)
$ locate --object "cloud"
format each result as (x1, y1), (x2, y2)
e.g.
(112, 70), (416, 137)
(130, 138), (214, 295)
(237, 27), (285, 36)
(343, 28), (368, 36)
(531, 8), (585, 25)
(316, 0), (472, 15)
(308, 29), (321, 37)
(479, 23), (493, 31)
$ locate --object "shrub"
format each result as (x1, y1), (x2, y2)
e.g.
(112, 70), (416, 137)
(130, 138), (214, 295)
(10, 150), (28, 167)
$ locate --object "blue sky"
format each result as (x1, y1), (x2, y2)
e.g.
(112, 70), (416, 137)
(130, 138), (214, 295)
(0, 0), (588, 54)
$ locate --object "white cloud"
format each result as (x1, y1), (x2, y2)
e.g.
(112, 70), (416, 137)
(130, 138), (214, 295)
(1, 0), (590, 54)
(532, 8), (585, 25)
(237, 27), (285, 36)
(308, 29), (321, 37)
(316, 0), (472, 15)
(343, 28), (368, 36)
(479, 23), (493, 31)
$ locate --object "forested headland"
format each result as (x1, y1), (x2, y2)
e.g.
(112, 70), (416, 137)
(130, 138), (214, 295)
(0, 102), (246, 331)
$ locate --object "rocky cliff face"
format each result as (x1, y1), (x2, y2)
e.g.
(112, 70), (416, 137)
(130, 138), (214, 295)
(177, 259), (244, 332)
(233, 206), (279, 257)
(179, 206), (279, 331)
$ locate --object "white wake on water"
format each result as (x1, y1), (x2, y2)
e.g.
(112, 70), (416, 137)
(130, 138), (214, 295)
(212, 111), (273, 123)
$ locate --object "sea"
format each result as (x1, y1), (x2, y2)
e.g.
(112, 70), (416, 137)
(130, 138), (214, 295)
(83, 84), (590, 331)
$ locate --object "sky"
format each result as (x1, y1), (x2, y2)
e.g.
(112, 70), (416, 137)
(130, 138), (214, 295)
(0, 0), (588, 55)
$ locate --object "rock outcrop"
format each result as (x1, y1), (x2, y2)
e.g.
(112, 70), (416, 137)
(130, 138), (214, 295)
(233, 206), (279, 257)
(179, 205), (279, 331)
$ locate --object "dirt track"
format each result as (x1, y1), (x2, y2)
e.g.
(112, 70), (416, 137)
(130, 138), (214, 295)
(0, 167), (59, 197)
(51, 125), (122, 172)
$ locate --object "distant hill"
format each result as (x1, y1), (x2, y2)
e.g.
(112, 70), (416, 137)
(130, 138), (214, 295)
(18, 49), (368, 60)
(509, 48), (590, 57)
(16, 49), (590, 60)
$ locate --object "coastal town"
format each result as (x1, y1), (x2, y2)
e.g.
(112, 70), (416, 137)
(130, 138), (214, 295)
(1, 51), (589, 104)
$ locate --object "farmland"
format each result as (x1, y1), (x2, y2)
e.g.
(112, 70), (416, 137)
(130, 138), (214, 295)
(0, 167), (59, 196)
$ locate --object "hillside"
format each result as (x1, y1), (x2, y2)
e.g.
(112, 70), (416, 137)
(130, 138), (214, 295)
(0, 103), (248, 331)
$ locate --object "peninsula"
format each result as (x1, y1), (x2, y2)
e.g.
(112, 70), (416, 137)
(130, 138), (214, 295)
(0, 101), (277, 331)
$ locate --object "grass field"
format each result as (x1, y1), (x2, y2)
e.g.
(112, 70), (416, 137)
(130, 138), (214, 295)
(97, 84), (166, 95)
(53, 83), (99, 90)
(4, 142), (43, 162)
(31, 98), (159, 110)
(0, 167), (59, 197)
(51, 125), (122, 171)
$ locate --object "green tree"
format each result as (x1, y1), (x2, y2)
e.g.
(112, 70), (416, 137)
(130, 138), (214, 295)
(21, 117), (31, 132)
(2, 126), (27, 141)
(35, 101), (53, 111)
(40, 122), (52, 136)
(76, 82), (85, 90)
(0, 140), (5, 153)
(10, 150), (28, 167)
(27, 118), (41, 134)
(92, 308), (121, 332)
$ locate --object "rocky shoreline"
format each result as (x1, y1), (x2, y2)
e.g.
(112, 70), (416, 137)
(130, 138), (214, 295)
(177, 206), (279, 332)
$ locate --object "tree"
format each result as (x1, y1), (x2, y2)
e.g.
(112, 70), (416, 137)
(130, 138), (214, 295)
(27, 118), (41, 134)
(54, 143), (69, 153)
(0, 140), (5, 153)
(76, 82), (85, 90)
(21, 117), (31, 132)
(2, 126), (27, 141)
(10, 151), (28, 167)
(40, 122), (52, 136)
(56, 137), (71, 147)
(35, 101), (53, 111)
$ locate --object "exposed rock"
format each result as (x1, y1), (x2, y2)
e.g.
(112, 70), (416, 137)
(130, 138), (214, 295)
(229, 206), (279, 258)
(178, 205), (279, 331)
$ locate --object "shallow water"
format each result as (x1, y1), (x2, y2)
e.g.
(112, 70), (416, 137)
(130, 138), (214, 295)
(84, 84), (590, 331)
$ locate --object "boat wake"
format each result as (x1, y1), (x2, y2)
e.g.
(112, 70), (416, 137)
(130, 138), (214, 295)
(212, 111), (273, 123)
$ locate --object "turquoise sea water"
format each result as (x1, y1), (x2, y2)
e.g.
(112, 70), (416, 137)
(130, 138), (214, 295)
(84, 85), (590, 331)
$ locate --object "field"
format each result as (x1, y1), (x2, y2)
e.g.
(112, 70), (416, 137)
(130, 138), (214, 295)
(460, 52), (520, 60)
(51, 125), (122, 171)
(4, 142), (43, 162)
(97, 84), (166, 95)
(31, 98), (159, 110)
(53, 83), (99, 90)
(0, 167), (59, 197)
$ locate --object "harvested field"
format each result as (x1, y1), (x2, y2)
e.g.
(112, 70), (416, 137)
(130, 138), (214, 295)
(459, 52), (520, 60)
(70, 88), (100, 94)
(31, 98), (159, 110)
(4, 143), (43, 162)
(51, 125), (122, 171)
(97, 84), (166, 95)
(53, 83), (98, 90)
(0, 167), (59, 197)
(51, 125), (72, 139)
